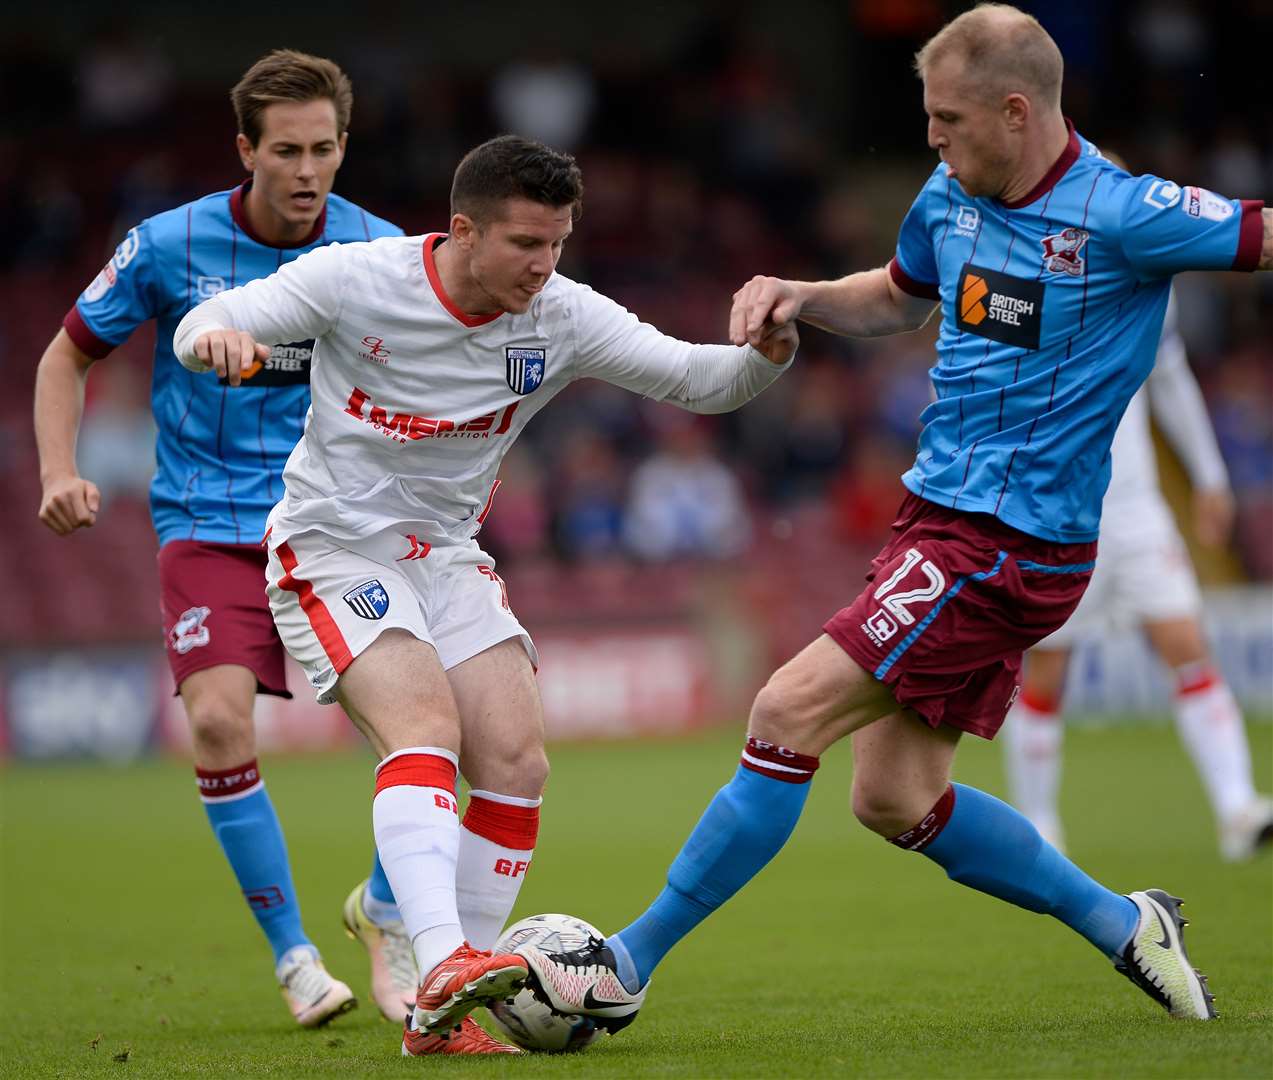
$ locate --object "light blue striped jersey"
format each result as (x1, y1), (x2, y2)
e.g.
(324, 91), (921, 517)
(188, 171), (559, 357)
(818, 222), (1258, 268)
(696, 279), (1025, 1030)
(64, 182), (401, 545)
(888, 124), (1263, 542)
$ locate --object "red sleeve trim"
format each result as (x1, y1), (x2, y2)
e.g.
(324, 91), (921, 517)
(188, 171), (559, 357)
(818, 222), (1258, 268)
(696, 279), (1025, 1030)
(1233, 200), (1265, 272)
(62, 306), (114, 359)
(888, 256), (940, 301)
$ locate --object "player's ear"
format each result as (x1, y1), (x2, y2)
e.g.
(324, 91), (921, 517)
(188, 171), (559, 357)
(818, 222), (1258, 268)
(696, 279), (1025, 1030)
(1003, 92), (1029, 131)
(236, 133), (256, 173)
(450, 213), (477, 249)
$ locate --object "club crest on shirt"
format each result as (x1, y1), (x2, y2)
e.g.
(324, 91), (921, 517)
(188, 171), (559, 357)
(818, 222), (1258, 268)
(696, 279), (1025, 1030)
(505, 347), (546, 395)
(343, 579), (390, 620)
(1040, 227), (1089, 277)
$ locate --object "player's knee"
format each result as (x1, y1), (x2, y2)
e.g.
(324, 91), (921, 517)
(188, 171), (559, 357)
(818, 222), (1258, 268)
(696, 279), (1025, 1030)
(749, 675), (807, 742)
(851, 777), (930, 839)
(185, 696), (254, 762)
(467, 742), (549, 799)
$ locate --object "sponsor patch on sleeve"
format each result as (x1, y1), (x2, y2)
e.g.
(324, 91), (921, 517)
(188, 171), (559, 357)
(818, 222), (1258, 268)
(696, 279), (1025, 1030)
(1181, 186), (1235, 222)
(955, 263), (1045, 349)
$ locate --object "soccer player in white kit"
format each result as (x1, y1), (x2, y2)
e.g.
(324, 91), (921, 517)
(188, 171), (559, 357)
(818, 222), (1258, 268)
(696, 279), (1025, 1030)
(173, 135), (797, 1055)
(1003, 294), (1273, 860)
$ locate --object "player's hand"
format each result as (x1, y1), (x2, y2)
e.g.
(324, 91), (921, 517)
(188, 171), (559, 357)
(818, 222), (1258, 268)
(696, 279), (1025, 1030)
(730, 276), (806, 350)
(38, 474), (101, 535)
(193, 330), (270, 386)
(1193, 488), (1235, 548)
(751, 319), (799, 366)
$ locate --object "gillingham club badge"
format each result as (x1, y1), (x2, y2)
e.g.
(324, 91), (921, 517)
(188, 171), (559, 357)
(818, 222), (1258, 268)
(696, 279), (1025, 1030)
(343, 579), (390, 620)
(506, 347), (546, 395)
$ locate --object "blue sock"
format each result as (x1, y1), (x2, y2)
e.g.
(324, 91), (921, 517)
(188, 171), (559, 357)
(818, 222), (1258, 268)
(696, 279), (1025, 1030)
(198, 761), (311, 964)
(612, 739), (819, 989)
(910, 782), (1138, 957)
(368, 850), (396, 905)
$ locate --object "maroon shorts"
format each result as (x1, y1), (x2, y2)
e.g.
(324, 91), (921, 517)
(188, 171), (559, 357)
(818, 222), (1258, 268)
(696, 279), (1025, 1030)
(824, 493), (1096, 739)
(158, 540), (290, 697)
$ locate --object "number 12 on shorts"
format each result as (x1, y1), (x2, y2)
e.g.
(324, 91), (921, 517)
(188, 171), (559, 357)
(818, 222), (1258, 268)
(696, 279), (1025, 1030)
(866, 547), (946, 642)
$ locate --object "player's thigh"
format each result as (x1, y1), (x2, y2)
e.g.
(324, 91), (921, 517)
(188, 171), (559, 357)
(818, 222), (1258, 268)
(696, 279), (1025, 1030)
(336, 628), (462, 759)
(850, 711), (961, 836)
(448, 639), (548, 799)
(159, 540), (289, 697)
(750, 634), (899, 754)
(178, 663), (260, 767)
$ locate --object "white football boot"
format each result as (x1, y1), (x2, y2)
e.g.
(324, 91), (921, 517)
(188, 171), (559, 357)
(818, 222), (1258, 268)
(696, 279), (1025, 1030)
(1218, 796), (1273, 862)
(276, 946), (357, 1027)
(342, 879), (417, 1022)
(1113, 890), (1215, 1019)
(519, 934), (646, 1032)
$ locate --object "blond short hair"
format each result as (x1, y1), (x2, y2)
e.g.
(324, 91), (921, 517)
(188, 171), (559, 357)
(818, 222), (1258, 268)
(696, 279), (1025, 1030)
(231, 49), (353, 147)
(914, 3), (1063, 108)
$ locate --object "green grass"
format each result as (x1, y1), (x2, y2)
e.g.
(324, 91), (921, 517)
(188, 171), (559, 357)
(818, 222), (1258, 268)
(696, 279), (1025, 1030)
(2, 722), (1271, 1078)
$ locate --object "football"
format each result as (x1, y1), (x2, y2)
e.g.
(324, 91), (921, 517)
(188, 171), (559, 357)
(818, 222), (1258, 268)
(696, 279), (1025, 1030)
(488, 913), (605, 1052)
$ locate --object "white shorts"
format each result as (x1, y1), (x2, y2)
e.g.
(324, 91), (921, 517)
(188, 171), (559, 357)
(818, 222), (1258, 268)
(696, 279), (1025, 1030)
(265, 528), (537, 704)
(1039, 507), (1201, 649)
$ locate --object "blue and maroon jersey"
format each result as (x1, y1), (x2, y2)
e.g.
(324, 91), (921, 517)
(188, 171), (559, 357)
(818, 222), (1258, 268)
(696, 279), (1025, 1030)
(64, 182), (401, 545)
(888, 122), (1264, 543)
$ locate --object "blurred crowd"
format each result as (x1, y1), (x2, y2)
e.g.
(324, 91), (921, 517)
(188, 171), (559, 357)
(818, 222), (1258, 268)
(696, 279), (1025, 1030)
(1, 1), (1269, 649)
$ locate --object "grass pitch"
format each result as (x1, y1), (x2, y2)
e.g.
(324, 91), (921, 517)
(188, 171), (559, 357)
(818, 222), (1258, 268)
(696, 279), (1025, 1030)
(2, 722), (1270, 1078)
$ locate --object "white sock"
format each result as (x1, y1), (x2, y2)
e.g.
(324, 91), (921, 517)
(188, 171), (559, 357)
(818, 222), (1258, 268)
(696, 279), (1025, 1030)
(1002, 692), (1064, 839)
(1172, 664), (1257, 823)
(455, 790), (541, 949)
(372, 747), (465, 979)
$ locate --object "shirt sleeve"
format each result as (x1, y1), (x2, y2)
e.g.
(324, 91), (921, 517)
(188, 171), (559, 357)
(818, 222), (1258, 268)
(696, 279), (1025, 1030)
(1145, 293), (1229, 491)
(173, 242), (348, 370)
(569, 284), (792, 413)
(1117, 174), (1264, 278)
(62, 223), (158, 359)
(888, 185), (941, 300)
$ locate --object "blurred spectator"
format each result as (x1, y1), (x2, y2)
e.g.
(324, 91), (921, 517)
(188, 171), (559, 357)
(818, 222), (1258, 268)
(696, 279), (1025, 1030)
(624, 417), (750, 561)
(552, 430), (627, 562)
(491, 53), (596, 150)
(76, 25), (173, 129)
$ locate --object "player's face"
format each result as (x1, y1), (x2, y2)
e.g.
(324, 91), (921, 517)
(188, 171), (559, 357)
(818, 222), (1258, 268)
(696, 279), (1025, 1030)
(462, 198), (574, 315)
(922, 58), (1015, 199)
(237, 99), (346, 245)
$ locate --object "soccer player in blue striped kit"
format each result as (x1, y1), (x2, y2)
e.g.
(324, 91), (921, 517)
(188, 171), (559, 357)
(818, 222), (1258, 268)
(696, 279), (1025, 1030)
(33, 50), (407, 1026)
(523, 4), (1270, 1025)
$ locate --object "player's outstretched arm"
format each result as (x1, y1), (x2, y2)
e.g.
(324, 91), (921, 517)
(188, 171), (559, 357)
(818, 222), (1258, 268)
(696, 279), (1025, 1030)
(34, 329), (101, 535)
(730, 266), (936, 349)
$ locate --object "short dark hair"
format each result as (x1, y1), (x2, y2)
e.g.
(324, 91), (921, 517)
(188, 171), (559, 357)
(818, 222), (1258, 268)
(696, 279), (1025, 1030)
(451, 135), (584, 224)
(231, 49), (353, 147)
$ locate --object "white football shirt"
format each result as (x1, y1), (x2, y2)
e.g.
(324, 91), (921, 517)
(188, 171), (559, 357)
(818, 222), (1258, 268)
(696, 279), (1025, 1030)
(174, 233), (790, 545)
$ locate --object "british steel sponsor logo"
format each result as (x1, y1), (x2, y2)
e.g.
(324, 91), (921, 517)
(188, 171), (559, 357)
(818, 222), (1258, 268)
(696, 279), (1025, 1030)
(956, 263), (1045, 349)
(359, 335), (392, 364)
(343, 386), (520, 443)
(1040, 227), (1089, 277)
(219, 340), (313, 387)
